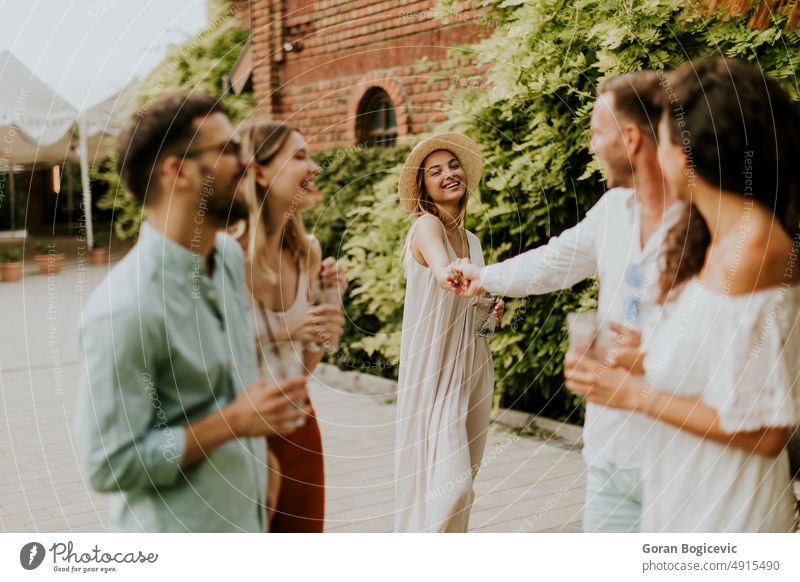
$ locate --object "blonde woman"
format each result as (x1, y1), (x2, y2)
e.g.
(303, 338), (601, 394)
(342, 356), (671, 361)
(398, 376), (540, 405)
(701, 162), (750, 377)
(394, 133), (501, 532)
(237, 120), (346, 532)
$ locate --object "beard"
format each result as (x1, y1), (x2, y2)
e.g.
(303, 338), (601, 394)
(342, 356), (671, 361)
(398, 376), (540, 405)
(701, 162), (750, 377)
(212, 195), (249, 224)
(198, 165), (249, 228)
(601, 157), (634, 189)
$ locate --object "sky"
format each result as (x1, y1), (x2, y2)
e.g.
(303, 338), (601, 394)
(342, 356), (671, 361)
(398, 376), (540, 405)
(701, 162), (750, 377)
(0, 0), (209, 112)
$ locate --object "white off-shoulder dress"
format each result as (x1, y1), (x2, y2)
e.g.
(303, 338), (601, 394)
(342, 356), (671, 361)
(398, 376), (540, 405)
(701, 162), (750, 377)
(394, 223), (494, 533)
(642, 278), (800, 532)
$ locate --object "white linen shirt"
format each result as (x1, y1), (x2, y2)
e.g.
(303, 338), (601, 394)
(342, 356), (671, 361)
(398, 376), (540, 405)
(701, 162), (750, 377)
(479, 187), (684, 469)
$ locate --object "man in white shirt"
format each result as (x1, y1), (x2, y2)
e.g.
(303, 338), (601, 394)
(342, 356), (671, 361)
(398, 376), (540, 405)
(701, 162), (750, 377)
(450, 71), (683, 532)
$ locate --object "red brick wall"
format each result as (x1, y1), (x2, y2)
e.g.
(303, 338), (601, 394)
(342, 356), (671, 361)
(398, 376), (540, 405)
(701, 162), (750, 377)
(697, 0), (799, 29)
(249, 1), (493, 150)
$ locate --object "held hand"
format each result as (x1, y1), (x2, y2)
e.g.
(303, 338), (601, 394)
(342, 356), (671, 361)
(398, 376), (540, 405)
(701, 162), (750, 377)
(603, 322), (644, 373)
(446, 260), (465, 289)
(292, 304), (345, 345)
(228, 377), (311, 437)
(309, 303), (345, 349)
(319, 257), (348, 294)
(609, 322), (642, 349)
(434, 266), (455, 290)
(447, 260), (484, 297)
(492, 298), (504, 326)
(610, 347), (646, 375)
(564, 352), (643, 411)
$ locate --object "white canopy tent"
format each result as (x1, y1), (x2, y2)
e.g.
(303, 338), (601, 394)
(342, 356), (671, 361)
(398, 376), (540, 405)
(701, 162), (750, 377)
(78, 83), (137, 163)
(0, 50), (132, 246)
(0, 50), (78, 235)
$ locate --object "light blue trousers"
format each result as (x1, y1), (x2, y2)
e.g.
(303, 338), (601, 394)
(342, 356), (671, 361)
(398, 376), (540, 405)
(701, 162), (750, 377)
(583, 460), (643, 533)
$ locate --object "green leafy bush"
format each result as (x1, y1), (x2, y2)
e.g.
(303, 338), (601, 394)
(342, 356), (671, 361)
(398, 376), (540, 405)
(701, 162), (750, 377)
(33, 240), (57, 256)
(445, 0), (800, 421)
(308, 0), (800, 422)
(1, 247), (23, 263)
(94, 0), (800, 423)
(306, 145), (411, 378)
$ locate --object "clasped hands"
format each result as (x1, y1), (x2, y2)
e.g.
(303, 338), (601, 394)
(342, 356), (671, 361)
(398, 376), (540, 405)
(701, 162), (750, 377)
(445, 258), (504, 325)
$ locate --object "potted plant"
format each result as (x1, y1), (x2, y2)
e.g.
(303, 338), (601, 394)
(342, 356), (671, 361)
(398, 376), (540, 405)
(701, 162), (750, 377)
(1, 247), (24, 282)
(33, 240), (65, 275)
(90, 232), (110, 265)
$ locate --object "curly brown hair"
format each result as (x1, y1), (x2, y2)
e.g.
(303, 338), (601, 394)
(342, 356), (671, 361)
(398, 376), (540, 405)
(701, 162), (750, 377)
(657, 57), (800, 302)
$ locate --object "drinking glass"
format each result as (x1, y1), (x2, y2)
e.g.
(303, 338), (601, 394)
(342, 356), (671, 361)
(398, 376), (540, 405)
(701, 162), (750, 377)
(473, 295), (498, 338)
(262, 340), (307, 428)
(591, 321), (616, 361)
(566, 310), (597, 356)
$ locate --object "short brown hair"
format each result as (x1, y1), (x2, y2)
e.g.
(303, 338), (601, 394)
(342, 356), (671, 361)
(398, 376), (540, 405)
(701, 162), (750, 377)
(116, 92), (226, 204)
(597, 71), (663, 143)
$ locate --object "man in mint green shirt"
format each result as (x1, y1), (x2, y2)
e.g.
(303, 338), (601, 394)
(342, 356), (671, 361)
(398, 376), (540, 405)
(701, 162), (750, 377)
(76, 93), (308, 532)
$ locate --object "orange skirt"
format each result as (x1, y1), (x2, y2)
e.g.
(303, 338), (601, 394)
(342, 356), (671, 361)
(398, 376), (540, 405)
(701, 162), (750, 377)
(267, 407), (325, 532)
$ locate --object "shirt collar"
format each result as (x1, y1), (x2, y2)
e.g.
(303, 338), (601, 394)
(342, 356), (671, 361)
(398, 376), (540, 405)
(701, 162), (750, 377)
(662, 200), (685, 229)
(640, 200), (685, 260)
(138, 220), (220, 278)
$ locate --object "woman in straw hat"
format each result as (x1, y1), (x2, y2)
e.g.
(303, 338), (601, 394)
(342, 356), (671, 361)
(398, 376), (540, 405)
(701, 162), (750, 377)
(395, 132), (501, 532)
(234, 120), (347, 532)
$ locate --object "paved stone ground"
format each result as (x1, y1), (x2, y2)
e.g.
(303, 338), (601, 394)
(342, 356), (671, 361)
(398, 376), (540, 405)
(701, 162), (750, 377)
(316, 380), (585, 533)
(0, 251), (586, 533)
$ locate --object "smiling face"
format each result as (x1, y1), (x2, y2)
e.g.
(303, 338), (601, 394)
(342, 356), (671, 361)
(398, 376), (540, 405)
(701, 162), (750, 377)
(253, 130), (321, 214)
(657, 115), (690, 202)
(589, 93), (635, 189)
(421, 149), (467, 208)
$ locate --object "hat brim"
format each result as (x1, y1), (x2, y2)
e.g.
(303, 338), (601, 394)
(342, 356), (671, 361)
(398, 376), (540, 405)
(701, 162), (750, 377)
(399, 132), (483, 214)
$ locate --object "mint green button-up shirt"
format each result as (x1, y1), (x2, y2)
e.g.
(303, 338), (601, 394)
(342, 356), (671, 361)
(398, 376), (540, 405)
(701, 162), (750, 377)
(76, 222), (267, 532)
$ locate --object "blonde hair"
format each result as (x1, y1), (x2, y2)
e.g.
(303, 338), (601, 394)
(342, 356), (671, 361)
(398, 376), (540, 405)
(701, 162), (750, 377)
(409, 150), (469, 227)
(238, 120), (312, 278)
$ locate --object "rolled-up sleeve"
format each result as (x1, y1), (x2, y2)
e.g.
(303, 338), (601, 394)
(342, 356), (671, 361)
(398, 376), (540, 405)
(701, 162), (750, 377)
(76, 309), (186, 492)
(479, 199), (603, 297)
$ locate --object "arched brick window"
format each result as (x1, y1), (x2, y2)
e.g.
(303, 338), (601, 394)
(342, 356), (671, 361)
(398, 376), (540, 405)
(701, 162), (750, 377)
(356, 88), (398, 148)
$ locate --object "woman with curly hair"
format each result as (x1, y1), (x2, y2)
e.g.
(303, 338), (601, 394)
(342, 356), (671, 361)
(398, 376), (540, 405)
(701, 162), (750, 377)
(566, 58), (800, 532)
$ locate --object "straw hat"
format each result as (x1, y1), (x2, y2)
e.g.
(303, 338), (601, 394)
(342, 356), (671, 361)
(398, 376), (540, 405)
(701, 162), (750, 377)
(398, 132), (483, 213)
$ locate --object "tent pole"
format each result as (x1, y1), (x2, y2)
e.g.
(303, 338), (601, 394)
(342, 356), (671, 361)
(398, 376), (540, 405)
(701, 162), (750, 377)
(78, 121), (93, 249)
(66, 161), (74, 231)
(9, 165), (15, 233)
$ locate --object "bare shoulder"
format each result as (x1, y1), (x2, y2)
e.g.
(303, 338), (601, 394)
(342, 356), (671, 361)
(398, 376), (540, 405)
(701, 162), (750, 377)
(410, 214), (445, 247)
(412, 213), (445, 236)
(409, 214), (447, 268)
(722, 218), (799, 294)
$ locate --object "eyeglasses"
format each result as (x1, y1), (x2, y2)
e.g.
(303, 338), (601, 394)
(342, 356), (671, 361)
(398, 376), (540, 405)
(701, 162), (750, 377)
(184, 140), (242, 159)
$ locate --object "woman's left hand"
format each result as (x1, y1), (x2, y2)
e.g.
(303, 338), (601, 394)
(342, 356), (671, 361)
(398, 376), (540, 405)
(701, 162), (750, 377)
(564, 353), (643, 412)
(492, 299), (504, 326)
(319, 257), (347, 293)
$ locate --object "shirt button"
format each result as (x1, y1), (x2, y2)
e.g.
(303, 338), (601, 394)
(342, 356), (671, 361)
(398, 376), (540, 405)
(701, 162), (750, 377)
(207, 290), (218, 300)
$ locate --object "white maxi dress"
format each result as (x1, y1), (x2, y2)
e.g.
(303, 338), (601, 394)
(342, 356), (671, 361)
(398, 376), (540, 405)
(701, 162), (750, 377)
(394, 223), (494, 533)
(642, 279), (800, 532)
